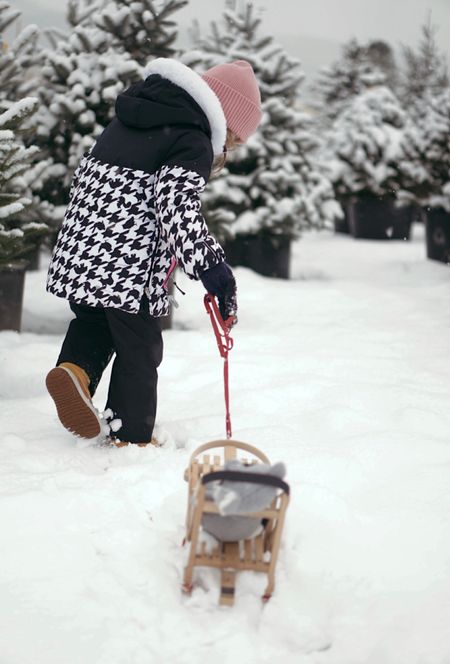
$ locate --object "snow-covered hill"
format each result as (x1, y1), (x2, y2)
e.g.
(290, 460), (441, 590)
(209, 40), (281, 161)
(1, 225), (450, 664)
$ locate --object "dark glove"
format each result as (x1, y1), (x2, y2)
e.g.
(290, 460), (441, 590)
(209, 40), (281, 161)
(200, 262), (237, 322)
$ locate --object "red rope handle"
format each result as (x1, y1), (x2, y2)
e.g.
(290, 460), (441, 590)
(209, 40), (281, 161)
(204, 293), (234, 439)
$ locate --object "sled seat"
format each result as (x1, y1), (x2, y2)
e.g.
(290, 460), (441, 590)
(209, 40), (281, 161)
(182, 440), (290, 606)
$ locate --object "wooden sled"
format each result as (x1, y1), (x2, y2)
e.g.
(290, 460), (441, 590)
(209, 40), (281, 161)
(182, 440), (290, 606)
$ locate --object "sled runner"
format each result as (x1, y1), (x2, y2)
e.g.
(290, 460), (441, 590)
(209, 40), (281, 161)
(182, 439), (290, 606)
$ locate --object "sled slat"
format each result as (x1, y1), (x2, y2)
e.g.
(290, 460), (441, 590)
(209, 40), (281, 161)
(202, 502), (279, 519)
(244, 539), (253, 563)
(255, 534), (264, 562)
(190, 460), (200, 489)
(202, 455), (211, 475)
(225, 541), (240, 566)
(193, 556), (270, 573)
(224, 444), (236, 461)
(213, 455), (221, 469)
(184, 459), (198, 484)
(220, 570), (236, 606)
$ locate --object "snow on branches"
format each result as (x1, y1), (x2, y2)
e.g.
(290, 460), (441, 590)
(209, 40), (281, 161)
(0, 99), (48, 265)
(185, 2), (340, 241)
(397, 89), (450, 211)
(95, 0), (188, 63)
(325, 86), (410, 200)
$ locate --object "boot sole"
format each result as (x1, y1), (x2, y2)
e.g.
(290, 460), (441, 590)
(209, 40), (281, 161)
(46, 367), (102, 439)
(108, 438), (161, 448)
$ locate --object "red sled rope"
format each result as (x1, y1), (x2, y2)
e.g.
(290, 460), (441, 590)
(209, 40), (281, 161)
(204, 293), (235, 439)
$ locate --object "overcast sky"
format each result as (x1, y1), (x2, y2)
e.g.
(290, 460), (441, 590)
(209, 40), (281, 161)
(12, 0), (450, 79)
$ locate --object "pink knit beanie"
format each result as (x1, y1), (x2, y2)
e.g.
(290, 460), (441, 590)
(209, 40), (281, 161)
(202, 60), (262, 143)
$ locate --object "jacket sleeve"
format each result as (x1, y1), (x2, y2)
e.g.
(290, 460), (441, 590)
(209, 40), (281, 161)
(153, 130), (225, 280)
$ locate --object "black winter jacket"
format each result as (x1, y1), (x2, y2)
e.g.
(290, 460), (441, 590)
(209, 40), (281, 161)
(47, 58), (227, 316)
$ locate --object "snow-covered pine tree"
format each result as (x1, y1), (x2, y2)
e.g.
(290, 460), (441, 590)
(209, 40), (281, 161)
(35, 2), (141, 216)
(366, 40), (398, 92)
(400, 18), (449, 121)
(0, 2), (41, 103)
(397, 88), (450, 211)
(324, 85), (421, 239)
(94, 0), (188, 64)
(326, 85), (408, 201)
(35, 0), (187, 226)
(66, 0), (103, 28)
(0, 3), (51, 256)
(183, 2), (340, 253)
(0, 98), (48, 265)
(311, 38), (386, 130)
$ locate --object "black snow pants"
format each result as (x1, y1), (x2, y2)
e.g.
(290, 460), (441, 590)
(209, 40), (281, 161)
(57, 297), (163, 444)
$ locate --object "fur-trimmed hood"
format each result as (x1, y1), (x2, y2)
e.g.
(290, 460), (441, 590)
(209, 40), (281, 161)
(115, 58), (227, 157)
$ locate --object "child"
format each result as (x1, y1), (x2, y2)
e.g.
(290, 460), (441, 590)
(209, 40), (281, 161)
(45, 58), (262, 447)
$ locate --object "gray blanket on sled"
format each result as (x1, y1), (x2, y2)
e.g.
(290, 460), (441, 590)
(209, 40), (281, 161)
(201, 459), (286, 543)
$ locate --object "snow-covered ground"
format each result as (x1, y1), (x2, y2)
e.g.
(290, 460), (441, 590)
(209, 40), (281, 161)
(1, 224), (450, 664)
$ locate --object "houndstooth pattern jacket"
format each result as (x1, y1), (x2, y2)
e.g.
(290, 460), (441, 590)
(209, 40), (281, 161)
(47, 58), (227, 317)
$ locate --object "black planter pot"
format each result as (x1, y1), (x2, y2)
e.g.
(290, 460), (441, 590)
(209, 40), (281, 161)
(425, 208), (450, 263)
(390, 204), (415, 240)
(0, 262), (27, 331)
(349, 195), (395, 240)
(22, 244), (41, 271)
(224, 233), (291, 279)
(334, 201), (352, 234)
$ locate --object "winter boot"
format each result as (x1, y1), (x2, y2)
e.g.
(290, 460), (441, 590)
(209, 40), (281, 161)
(46, 362), (102, 439)
(108, 437), (160, 448)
